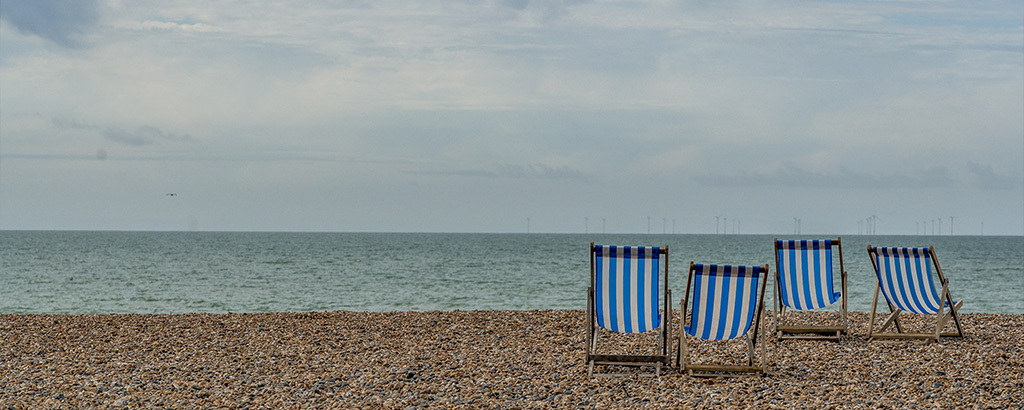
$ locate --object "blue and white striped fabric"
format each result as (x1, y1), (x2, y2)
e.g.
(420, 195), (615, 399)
(871, 247), (944, 314)
(776, 240), (840, 310)
(593, 245), (661, 333)
(685, 264), (763, 341)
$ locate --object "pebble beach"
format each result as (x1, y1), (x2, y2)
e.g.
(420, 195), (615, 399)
(2, 310), (1021, 408)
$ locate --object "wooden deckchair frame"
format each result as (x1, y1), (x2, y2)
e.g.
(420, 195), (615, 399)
(773, 238), (848, 341)
(867, 245), (964, 342)
(676, 262), (768, 378)
(586, 243), (672, 377)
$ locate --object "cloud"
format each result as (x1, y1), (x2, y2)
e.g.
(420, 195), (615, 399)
(51, 118), (198, 146)
(102, 125), (197, 147)
(408, 162), (590, 180)
(50, 117), (99, 131)
(117, 20), (223, 33)
(967, 162), (1020, 190)
(694, 163), (953, 189)
(0, 0), (99, 48)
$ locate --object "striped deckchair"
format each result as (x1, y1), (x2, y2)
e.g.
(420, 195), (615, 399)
(586, 243), (671, 376)
(676, 262), (768, 377)
(773, 238), (848, 341)
(867, 246), (964, 342)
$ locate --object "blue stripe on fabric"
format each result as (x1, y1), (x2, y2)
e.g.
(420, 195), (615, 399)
(917, 250), (937, 313)
(871, 248), (885, 304)
(786, 241), (800, 309)
(811, 240), (825, 308)
(715, 266), (731, 340)
(909, 248), (933, 311)
(880, 250), (905, 311)
(701, 265), (716, 340)
(824, 240), (837, 305)
(743, 268), (761, 338)
(728, 267), (744, 339)
(779, 240), (840, 310)
(891, 249), (909, 311)
(689, 265), (705, 338)
(686, 264), (765, 341)
(651, 247), (660, 332)
(633, 246), (644, 333)
(608, 246), (619, 332)
(890, 248), (909, 311)
(913, 249), (937, 313)
(908, 248), (928, 313)
(595, 245), (606, 329)
(799, 241), (812, 310)
(623, 246), (634, 333)
(739, 268), (752, 340)
(594, 245), (663, 333)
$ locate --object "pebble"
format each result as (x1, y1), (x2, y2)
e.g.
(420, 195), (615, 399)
(0, 311), (1021, 408)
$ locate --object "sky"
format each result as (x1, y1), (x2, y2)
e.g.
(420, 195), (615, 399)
(1, 1), (1022, 235)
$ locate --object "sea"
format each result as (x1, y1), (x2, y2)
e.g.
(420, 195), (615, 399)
(1, 231), (1021, 315)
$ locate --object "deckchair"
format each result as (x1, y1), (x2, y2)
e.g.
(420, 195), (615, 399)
(586, 243), (671, 376)
(867, 246), (964, 342)
(773, 238), (848, 341)
(676, 262), (768, 377)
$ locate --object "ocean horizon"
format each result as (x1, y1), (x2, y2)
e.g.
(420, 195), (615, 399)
(2, 231), (1021, 315)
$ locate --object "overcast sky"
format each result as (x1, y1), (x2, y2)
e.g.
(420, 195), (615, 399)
(1, 0), (1021, 235)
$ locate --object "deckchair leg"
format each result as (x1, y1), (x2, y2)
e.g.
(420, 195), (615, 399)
(680, 328), (690, 371)
(879, 309), (900, 334)
(587, 290), (598, 354)
(935, 285), (947, 342)
(760, 318), (767, 372)
(840, 268), (849, 330)
(665, 289), (672, 366)
(746, 334), (755, 367)
(676, 298), (683, 368)
(869, 284), (880, 338)
(773, 281), (782, 339)
(950, 300), (964, 337)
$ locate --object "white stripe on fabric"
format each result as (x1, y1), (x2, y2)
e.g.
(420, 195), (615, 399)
(778, 241), (838, 311)
(723, 267), (738, 339)
(594, 245), (661, 333)
(690, 265), (710, 338)
(735, 266), (754, 340)
(902, 249), (925, 313)
(688, 264), (761, 341)
(779, 245), (799, 309)
(789, 246), (806, 310)
(882, 248), (909, 312)
(778, 247), (792, 308)
(876, 249), (895, 310)
(640, 250), (653, 332)
(814, 243), (831, 308)
(598, 247), (611, 330)
(896, 249), (916, 312)
(626, 250), (634, 332)
(903, 249), (924, 313)
(614, 248), (626, 332)
(874, 247), (941, 315)
(743, 266), (757, 338)
(913, 249), (941, 313)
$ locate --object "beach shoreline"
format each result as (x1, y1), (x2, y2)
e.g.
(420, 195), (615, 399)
(2, 310), (1021, 408)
